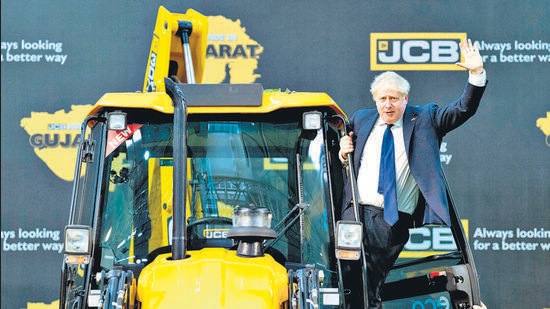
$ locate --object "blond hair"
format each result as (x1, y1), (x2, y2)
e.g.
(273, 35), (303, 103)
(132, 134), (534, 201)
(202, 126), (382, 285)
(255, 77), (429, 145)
(370, 71), (410, 97)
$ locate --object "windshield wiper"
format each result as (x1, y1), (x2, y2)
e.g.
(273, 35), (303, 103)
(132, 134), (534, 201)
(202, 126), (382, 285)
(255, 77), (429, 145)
(392, 251), (463, 269)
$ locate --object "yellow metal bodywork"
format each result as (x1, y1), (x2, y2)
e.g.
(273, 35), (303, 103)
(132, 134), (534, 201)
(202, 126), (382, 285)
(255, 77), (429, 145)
(143, 6), (208, 92)
(144, 155), (289, 308)
(137, 248), (289, 308)
(147, 158), (174, 251)
(88, 89), (345, 118)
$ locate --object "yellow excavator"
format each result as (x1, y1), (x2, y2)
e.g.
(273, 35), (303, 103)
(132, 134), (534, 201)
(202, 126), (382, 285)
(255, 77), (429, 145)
(59, 6), (481, 309)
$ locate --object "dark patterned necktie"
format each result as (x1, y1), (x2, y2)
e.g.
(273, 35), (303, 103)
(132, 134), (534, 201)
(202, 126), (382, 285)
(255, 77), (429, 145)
(378, 124), (399, 225)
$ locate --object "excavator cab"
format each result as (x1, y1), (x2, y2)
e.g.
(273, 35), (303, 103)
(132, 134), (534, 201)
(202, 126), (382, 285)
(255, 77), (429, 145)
(60, 87), (347, 308)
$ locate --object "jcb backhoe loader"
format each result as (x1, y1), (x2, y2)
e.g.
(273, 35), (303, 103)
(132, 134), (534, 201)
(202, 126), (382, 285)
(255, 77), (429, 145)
(60, 6), (481, 309)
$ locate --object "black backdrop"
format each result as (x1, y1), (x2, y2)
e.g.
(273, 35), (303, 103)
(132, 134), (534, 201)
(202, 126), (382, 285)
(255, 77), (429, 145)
(2, 1), (549, 308)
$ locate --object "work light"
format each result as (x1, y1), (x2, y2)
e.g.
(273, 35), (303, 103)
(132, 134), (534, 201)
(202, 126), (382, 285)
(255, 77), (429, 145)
(107, 111), (127, 130)
(303, 111), (322, 130)
(335, 220), (363, 260)
(64, 225), (92, 264)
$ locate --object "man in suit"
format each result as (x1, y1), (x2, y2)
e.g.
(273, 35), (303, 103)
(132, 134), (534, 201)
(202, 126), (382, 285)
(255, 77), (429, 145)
(339, 38), (487, 308)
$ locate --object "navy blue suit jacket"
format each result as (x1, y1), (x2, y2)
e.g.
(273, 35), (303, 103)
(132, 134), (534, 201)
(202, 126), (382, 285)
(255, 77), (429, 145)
(342, 82), (487, 226)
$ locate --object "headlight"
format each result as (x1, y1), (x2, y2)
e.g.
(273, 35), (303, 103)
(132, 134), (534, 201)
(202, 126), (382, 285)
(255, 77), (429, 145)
(335, 220), (363, 260)
(64, 225), (92, 264)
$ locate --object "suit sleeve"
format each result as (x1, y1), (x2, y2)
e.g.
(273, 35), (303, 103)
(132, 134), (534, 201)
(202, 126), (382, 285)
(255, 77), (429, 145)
(433, 82), (487, 135)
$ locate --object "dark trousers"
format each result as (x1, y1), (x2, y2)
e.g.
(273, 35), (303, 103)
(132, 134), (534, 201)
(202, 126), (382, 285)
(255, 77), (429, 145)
(342, 204), (412, 309)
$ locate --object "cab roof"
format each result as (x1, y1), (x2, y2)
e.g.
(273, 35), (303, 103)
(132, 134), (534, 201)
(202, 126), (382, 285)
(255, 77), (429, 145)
(89, 83), (345, 116)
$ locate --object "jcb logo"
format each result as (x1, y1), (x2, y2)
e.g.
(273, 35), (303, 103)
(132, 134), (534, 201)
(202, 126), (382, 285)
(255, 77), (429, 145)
(145, 51), (157, 92)
(399, 220), (469, 259)
(370, 33), (467, 71)
(203, 228), (229, 239)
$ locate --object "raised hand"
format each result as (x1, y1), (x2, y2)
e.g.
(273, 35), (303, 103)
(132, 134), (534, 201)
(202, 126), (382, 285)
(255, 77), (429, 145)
(456, 38), (484, 74)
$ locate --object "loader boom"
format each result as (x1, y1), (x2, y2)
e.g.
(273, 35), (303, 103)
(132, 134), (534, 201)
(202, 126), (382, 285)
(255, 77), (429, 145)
(143, 6), (208, 92)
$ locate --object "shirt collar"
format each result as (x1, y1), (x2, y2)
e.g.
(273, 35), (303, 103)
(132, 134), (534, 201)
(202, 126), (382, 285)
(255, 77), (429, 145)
(376, 116), (403, 128)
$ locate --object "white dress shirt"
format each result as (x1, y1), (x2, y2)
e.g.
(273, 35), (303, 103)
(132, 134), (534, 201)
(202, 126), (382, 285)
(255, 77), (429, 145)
(356, 118), (419, 214)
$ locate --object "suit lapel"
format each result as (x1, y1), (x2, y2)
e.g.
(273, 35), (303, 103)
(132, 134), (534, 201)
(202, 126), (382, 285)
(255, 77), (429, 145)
(403, 106), (417, 155)
(354, 113), (378, 172)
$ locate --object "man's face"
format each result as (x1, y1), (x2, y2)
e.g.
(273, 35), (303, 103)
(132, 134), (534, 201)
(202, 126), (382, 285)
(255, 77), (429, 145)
(374, 89), (408, 124)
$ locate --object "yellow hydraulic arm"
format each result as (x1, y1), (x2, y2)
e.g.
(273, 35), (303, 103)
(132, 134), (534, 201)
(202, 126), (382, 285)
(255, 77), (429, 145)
(142, 6), (208, 92)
